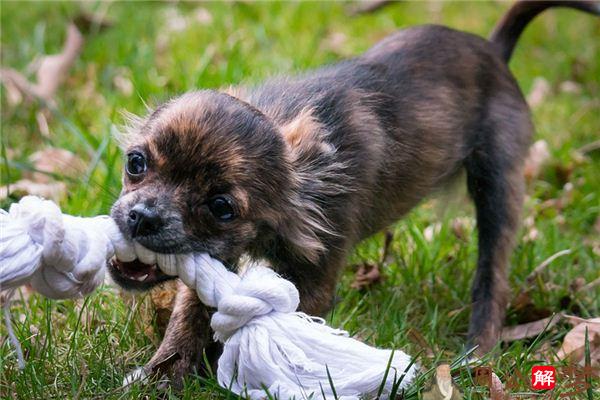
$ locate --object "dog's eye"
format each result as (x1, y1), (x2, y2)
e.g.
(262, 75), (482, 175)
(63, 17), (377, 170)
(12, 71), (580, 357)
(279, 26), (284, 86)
(208, 196), (236, 221)
(126, 152), (147, 176)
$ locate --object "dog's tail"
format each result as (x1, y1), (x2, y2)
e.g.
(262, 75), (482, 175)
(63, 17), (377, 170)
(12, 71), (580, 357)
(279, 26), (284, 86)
(490, 0), (600, 62)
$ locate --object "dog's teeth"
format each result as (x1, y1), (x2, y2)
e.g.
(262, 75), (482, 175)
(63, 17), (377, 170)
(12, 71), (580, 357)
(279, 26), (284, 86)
(136, 274), (149, 282)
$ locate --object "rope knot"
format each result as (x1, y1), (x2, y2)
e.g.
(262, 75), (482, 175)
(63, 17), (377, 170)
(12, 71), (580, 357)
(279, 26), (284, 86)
(0, 196), (123, 299)
(210, 266), (300, 341)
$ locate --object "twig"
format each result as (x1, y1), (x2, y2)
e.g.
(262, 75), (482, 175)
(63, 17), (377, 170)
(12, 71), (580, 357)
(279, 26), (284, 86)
(525, 249), (572, 286)
(581, 276), (600, 292)
(577, 139), (600, 154)
(348, 0), (398, 16)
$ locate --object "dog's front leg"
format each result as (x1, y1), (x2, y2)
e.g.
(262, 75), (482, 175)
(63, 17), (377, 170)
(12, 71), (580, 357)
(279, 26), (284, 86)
(134, 281), (220, 389)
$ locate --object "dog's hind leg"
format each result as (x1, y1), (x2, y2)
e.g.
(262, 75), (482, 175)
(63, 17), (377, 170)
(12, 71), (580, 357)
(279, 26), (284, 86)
(465, 105), (531, 354)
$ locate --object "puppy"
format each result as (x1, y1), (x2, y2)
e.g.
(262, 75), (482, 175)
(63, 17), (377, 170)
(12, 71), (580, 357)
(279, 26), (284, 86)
(109, 0), (599, 387)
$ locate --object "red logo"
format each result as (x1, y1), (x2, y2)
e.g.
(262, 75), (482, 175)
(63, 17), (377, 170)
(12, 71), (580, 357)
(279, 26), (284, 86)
(531, 366), (556, 390)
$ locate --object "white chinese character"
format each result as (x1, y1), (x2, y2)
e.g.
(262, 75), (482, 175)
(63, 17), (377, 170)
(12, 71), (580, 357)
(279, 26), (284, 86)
(533, 370), (555, 387)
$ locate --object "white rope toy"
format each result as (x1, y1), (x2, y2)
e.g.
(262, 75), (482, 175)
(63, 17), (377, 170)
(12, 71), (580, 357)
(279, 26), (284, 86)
(1, 196), (417, 399)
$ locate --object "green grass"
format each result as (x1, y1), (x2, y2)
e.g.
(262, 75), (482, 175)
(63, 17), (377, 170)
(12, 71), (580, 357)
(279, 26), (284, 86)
(1, 1), (599, 399)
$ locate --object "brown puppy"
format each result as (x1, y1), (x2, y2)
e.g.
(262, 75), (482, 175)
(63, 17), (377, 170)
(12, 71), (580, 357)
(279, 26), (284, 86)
(109, 1), (599, 386)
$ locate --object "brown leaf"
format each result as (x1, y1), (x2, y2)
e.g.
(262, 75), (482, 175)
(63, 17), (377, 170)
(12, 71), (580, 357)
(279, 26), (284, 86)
(451, 217), (473, 241)
(527, 77), (551, 108)
(559, 80), (582, 94)
(194, 7), (213, 25)
(321, 31), (349, 56)
(423, 223), (441, 242)
(407, 328), (434, 358)
(523, 140), (551, 181)
(1, 180), (66, 203)
(350, 262), (382, 289)
(347, 0), (396, 16)
(421, 364), (462, 400)
(25, 147), (86, 183)
(113, 68), (134, 96)
(489, 372), (505, 400)
(501, 313), (564, 342)
(0, 23), (83, 106)
(36, 23), (83, 101)
(163, 7), (188, 33)
(557, 317), (600, 364)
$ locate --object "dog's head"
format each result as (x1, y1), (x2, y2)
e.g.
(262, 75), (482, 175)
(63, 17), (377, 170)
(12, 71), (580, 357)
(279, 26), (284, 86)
(109, 90), (333, 289)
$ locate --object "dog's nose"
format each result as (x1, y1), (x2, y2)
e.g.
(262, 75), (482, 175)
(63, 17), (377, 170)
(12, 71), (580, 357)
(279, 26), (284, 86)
(127, 204), (163, 237)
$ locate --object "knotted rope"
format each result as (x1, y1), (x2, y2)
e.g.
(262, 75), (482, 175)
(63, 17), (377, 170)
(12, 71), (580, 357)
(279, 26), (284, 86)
(1, 196), (416, 399)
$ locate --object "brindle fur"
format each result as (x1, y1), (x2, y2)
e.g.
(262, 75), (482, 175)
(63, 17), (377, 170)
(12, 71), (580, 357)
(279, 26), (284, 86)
(109, 1), (599, 386)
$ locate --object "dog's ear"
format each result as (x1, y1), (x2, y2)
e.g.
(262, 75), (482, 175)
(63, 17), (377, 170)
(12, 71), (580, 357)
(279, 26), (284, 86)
(275, 108), (348, 263)
(280, 108), (336, 159)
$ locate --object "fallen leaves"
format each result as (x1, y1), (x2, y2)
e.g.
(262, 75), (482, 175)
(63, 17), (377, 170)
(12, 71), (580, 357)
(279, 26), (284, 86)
(524, 140), (551, 182)
(112, 68), (134, 96)
(350, 262), (382, 289)
(0, 180), (66, 203)
(26, 148), (86, 182)
(558, 317), (600, 365)
(421, 364), (462, 400)
(0, 23), (83, 106)
(502, 313), (563, 342)
(347, 0), (395, 16)
(1, 147), (85, 202)
(502, 314), (600, 366)
(321, 31), (350, 56)
(527, 77), (551, 108)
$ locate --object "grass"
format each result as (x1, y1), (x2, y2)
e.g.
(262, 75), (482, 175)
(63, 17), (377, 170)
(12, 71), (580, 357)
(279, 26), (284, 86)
(1, 1), (599, 399)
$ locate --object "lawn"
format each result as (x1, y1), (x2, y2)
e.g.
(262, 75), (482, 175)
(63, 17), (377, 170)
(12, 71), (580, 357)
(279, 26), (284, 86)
(1, 1), (599, 399)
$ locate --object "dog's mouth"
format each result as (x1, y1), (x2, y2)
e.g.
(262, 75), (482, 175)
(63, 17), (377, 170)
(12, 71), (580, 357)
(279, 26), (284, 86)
(108, 258), (174, 290)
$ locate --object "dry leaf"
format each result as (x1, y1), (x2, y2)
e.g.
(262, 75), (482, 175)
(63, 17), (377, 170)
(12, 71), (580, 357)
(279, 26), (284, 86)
(347, 0), (395, 16)
(407, 328), (434, 358)
(194, 7), (213, 25)
(523, 140), (551, 181)
(36, 23), (83, 100)
(523, 226), (539, 242)
(113, 69), (134, 96)
(422, 364), (462, 400)
(321, 31), (349, 56)
(1, 180), (66, 203)
(559, 80), (582, 94)
(350, 262), (382, 289)
(527, 77), (551, 108)
(451, 217), (473, 241)
(424, 223), (441, 242)
(1, 147), (85, 202)
(0, 23), (83, 106)
(489, 372), (505, 400)
(501, 313), (563, 342)
(25, 147), (86, 183)
(163, 7), (188, 33)
(557, 317), (600, 364)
